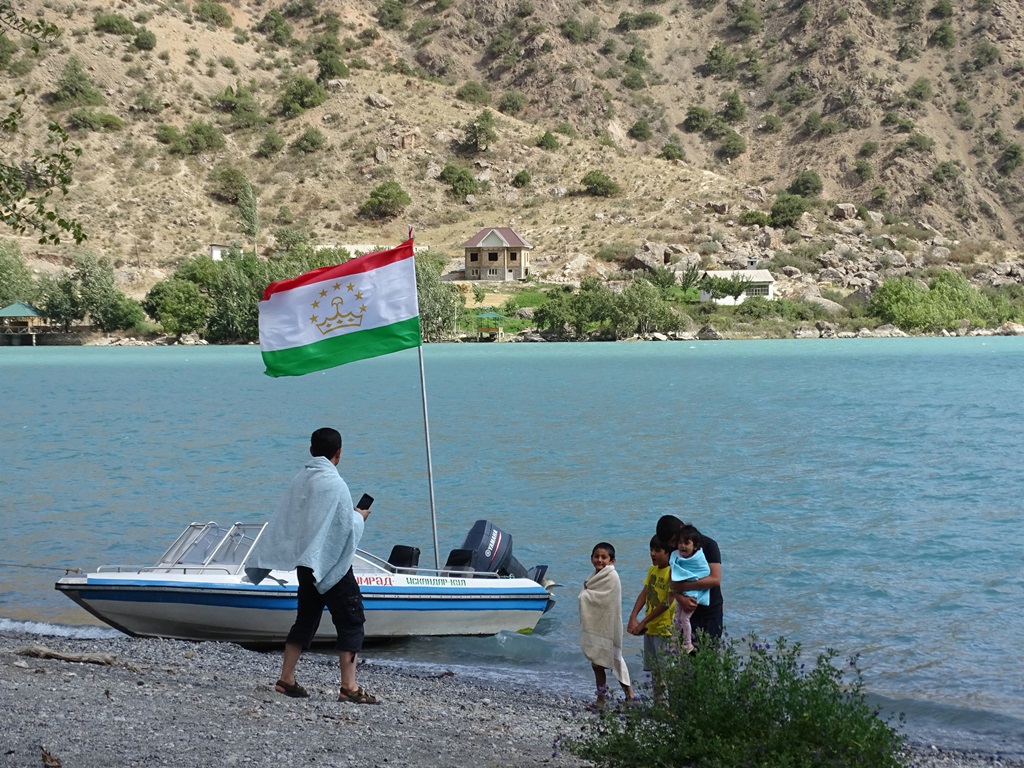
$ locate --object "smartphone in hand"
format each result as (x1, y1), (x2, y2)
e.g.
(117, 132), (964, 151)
(356, 493), (374, 510)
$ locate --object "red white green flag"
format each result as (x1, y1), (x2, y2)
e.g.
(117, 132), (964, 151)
(258, 239), (422, 377)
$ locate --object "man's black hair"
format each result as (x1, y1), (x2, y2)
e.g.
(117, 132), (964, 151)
(656, 515), (684, 544)
(310, 427), (342, 459)
(592, 541), (616, 560)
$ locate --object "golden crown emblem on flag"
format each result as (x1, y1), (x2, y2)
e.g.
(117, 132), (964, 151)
(309, 282), (367, 335)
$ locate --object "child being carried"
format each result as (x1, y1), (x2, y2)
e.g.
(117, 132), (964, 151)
(670, 524), (711, 654)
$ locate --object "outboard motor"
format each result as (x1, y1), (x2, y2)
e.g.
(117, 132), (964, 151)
(454, 520), (528, 579)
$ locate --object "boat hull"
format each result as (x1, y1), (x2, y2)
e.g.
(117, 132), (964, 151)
(55, 571), (552, 643)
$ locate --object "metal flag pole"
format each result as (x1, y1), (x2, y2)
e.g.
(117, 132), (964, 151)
(417, 345), (440, 569)
(408, 228), (441, 569)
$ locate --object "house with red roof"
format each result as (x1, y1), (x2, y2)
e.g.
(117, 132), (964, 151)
(460, 227), (533, 281)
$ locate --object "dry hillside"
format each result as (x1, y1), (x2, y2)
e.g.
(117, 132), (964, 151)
(4, 0), (1024, 297)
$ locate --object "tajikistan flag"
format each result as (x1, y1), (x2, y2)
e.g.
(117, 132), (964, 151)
(258, 239), (422, 377)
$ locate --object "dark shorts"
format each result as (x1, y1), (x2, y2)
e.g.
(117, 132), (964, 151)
(690, 606), (724, 640)
(285, 566), (365, 652)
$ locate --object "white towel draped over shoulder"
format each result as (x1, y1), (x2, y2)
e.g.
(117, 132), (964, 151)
(245, 456), (364, 593)
(578, 565), (631, 687)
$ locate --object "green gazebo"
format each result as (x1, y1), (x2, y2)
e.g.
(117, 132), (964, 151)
(0, 302), (48, 346)
(474, 311), (505, 341)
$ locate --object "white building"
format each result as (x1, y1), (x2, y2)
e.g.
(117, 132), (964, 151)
(699, 269), (776, 305)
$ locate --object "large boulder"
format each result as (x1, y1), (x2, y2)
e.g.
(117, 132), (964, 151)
(628, 242), (668, 271)
(804, 295), (847, 315)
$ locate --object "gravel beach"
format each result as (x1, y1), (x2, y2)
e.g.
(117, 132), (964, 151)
(2, 631), (1021, 768)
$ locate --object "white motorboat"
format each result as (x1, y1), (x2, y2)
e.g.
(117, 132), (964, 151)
(55, 519), (555, 643)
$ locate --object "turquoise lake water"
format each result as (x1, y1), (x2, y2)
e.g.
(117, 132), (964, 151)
(1, 339), (1022, 753)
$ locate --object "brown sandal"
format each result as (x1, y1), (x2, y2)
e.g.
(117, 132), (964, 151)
(338, 686), (380, 704)
(275, 679), (309, 698)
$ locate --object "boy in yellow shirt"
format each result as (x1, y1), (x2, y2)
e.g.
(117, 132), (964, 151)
(627, 536), (675, 701)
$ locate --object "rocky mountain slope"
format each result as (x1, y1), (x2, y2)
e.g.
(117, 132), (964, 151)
(4, 0), (1024, 298)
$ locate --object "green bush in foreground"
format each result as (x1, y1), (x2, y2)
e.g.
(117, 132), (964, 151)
(567, 634), (904, 768)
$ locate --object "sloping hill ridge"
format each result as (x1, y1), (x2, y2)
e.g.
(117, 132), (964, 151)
(4, 0), (1024, 295)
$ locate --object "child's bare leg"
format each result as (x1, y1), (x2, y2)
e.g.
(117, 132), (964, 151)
(622, 682), (633, 700)
(591, 664), (608, 706)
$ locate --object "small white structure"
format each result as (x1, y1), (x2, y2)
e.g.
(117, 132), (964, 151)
(209, 243), (236, 261)
(699, 269), (776, 305)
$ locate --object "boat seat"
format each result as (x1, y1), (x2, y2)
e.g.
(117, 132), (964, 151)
(388, 545), (420, 569)
(444, 548), (474, 573)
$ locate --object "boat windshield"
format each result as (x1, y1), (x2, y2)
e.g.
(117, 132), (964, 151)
(150, 522), (265, 574)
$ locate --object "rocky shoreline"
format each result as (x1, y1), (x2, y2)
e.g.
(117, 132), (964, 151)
(2, 630), (1022, 768)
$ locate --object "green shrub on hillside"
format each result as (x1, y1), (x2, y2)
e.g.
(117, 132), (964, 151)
(626, 46), (650, 71)
(660, 142), (686, 161)
(928, 21), (955, 48)
(704, 42), (738, 78)
(683, 106), (715, 133)
(316, 50), (349, 82)
(537, 131), (560, 150)
(439, 163), (479, 199)
(732, 0), (762, 37)
(407, 18), (441, 43)
(463, 109), (497, 152)
(511, 170), (531, 188)
(760, 113), (782, 132)
(720, 90), (746, 123)
(628, 118), (652, 141)
(208, 166), (250, 203)
(290, 126), (326, 154)
(155, 121), (225, 155)
(256, 10), (293, 45)
(568, 635), (904, 768)
(932, 161), (961, 182)
(213, 84), (266, 130)
(133, 28), (157, 50)
(998, 144), (1024, 175)
(276, 75), (326, 117)
(617, 11), (662, 30)
(194, 0), (232, 28)
(718, 130), (746, 159)
(456, 81), (491, 105)
(581, 170), (620, 197)
(94, 13), (134, 35)
(358, 181), (410, 220)
(907, 77), (933, 102)
(622, 71), (647, 90)
(67, 108), (124, 132)
(770, 193), (809, 228)
(971, 40), (1000, 69)
(559, 16), (600, 43)
(789, 170), (823, 197)
(499, 90), (527, 115)
(739, 210), (771, 226)
(255, 129), (284, 158)
(49, 57), (105, 107)
(376, 0), (406, 30)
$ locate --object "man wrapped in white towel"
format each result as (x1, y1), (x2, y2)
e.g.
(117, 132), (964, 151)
(578, 541), (633, 708)
(246, 427), (378, 704)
